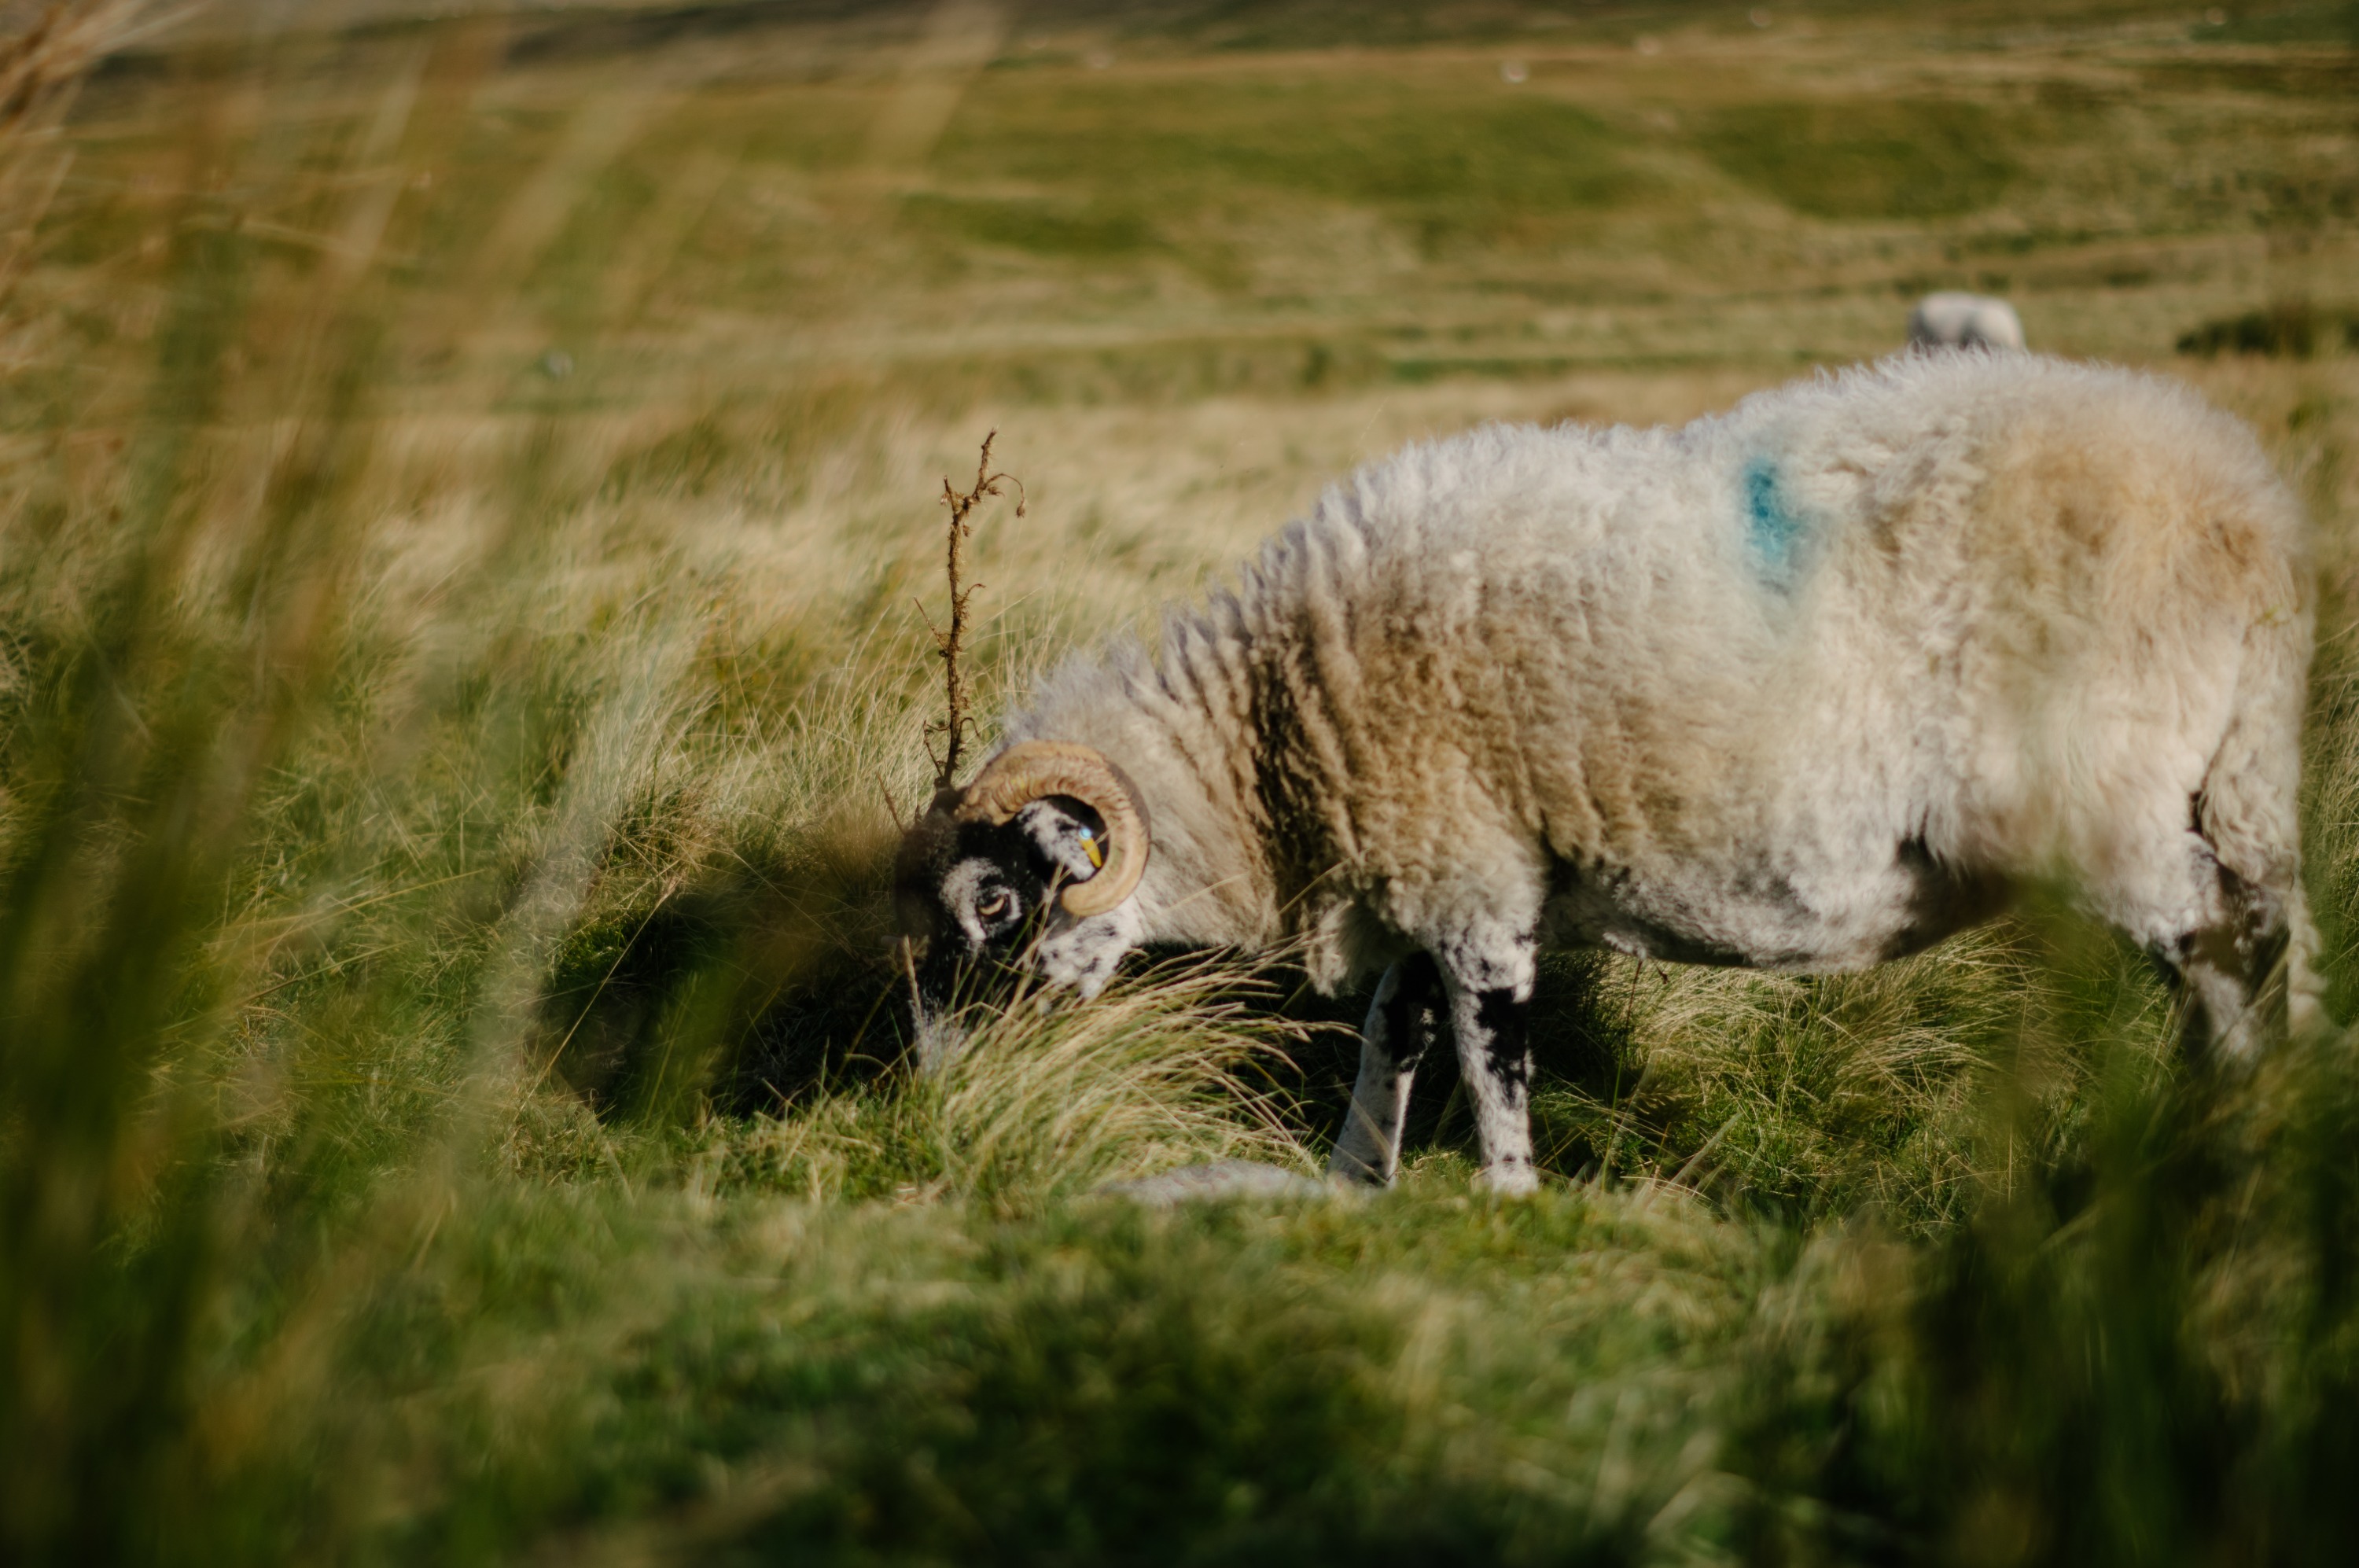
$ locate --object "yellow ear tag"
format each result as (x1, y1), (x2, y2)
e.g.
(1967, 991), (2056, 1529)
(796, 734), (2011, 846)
(1080, 829), (1103, 870)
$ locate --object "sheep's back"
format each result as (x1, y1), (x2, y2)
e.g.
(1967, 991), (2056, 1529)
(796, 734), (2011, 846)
(1246, 355), (2309, 939)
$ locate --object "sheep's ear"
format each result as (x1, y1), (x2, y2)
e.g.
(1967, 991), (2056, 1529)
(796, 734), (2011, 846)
(1014, 798), (1107, 896)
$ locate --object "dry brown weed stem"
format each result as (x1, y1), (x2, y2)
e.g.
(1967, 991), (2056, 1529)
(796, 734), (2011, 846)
(922, 429), (1024, 791)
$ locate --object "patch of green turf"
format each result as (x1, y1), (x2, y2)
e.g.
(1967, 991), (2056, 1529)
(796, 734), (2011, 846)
(1694, 100), (2018, 221)
(902, 193), (1162, 258)
(935, 77), (1636, 248)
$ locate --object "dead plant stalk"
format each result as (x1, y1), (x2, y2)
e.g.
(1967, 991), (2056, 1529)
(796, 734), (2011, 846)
(922, 429), (1023, 792)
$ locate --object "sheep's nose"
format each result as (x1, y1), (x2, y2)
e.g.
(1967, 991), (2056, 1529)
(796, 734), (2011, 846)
(910, 1005), (970, 1076)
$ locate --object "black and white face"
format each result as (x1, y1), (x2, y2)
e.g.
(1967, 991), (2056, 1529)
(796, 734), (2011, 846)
(895, 796), (1145, 1069)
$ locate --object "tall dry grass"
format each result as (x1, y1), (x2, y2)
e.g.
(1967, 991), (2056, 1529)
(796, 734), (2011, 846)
(696, 958), (1320, 1210)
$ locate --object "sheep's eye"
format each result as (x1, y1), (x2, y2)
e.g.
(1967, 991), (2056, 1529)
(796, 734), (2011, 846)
(976, 889), (1014, 922)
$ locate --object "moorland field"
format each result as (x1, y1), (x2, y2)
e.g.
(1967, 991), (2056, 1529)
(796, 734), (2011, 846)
(5, 0), (2359, 1561)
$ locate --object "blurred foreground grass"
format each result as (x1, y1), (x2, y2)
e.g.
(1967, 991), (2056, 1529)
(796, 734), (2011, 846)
(5, 2), (2359, 1562)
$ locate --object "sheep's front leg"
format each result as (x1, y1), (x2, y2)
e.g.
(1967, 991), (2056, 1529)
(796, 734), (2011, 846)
(1438, 937), (1540, 1195)
(1327, 952), (1444, 1187)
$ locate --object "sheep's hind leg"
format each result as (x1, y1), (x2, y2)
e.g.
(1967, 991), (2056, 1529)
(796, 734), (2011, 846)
(2147, 628), (2323, 1060)
(2155, 854), (2302, 1068)
(2112, 827), (2302, 1068)
(1437, 937), (1541, 1196)
(1328, 952), (1444, 1187)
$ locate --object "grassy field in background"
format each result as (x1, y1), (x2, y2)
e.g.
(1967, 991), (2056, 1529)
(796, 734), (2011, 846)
(5, 1), (2359, 1562)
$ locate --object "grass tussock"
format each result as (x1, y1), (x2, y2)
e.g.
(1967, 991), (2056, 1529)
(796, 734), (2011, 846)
(2, 2), (2358, 1563)
(697, 959), (1321, 1210)
(926, 962), (1319, 1207)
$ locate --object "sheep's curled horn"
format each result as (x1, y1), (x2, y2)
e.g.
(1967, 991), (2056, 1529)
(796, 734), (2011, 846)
(942, 741), (1151, 916)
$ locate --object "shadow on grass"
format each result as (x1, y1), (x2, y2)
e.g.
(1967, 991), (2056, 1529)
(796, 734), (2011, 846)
(537, 826), (911, 1120)
(541, 855), (1654, 1187)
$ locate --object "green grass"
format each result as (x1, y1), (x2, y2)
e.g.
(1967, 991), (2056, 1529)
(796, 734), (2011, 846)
(1693, 101), (2017, 221)
(6, 2), (2359, 1562)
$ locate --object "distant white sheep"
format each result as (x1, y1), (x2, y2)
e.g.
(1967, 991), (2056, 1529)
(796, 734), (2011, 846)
(1909, 291), (2026, 352)
(897, 354), (2316, 1194)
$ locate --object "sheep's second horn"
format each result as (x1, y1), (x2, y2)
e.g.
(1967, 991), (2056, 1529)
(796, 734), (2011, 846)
(954, 741), (1150, 917)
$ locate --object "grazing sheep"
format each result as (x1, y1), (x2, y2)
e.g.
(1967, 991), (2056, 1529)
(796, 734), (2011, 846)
(895, 353), (2317, 1194)
(1909, 291), (2026, 352)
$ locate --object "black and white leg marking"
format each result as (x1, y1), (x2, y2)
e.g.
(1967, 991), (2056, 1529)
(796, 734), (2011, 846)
(2099, 812), (2302, 1070)
(1328, 952), (1444, 1187)
(1436, 930), (1541, 1194)
(2156, 853), (2295, 1069)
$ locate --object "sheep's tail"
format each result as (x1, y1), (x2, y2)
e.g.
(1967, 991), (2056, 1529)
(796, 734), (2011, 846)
(2198, 600), (2325, 1036)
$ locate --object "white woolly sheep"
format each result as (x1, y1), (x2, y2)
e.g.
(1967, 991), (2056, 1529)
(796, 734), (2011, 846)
(895, 353), (2317, 1194)
(1909, 291), (2026, 352)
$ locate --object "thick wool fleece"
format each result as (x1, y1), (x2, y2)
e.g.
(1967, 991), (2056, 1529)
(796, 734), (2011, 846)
(1007, 353), (2313, 1001)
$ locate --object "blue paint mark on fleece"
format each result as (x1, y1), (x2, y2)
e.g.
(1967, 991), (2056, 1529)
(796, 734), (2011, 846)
(1743, 456), (1807, 582)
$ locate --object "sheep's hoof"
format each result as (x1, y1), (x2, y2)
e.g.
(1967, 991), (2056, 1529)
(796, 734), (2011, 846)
(1323, 1150), (1397, 1189)
(1474, 1162), (1540, 1197)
